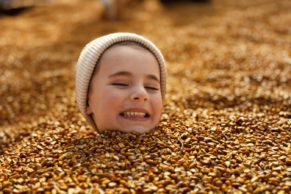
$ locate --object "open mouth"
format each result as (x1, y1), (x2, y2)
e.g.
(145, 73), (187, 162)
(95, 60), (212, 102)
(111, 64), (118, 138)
(119, 111), (150, 121)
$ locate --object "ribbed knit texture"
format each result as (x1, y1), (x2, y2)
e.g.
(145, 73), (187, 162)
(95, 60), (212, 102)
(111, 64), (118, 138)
(76, 32), (166, 127)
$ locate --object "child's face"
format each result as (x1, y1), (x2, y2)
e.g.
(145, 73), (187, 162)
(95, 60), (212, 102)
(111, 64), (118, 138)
(86, 45), (163, 134)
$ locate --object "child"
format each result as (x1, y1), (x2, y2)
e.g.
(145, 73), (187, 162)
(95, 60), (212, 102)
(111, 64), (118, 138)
(76, 32), (166, 134)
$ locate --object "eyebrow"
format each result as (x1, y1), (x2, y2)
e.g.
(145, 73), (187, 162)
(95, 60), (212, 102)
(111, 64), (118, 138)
(109, 71), (160, 82)
(109, 71), (131, 78)
(147, 74), (160, 82)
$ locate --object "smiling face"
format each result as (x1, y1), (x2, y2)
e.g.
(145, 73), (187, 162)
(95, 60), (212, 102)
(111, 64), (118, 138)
(86, 44), (163, 134)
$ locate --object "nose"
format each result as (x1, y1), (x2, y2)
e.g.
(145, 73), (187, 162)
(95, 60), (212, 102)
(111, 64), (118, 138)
(130, 86), (148, 102)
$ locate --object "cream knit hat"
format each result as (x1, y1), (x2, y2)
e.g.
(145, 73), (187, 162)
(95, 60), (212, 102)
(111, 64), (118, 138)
(76, 32), (166, 127)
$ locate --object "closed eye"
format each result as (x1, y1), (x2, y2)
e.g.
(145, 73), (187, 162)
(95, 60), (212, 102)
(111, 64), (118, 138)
(111, 83), (129, 87)
(145, 86), (159, 91)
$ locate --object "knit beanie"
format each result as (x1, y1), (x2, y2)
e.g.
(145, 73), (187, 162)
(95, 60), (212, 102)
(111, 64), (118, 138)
(76, 32), (166, 127)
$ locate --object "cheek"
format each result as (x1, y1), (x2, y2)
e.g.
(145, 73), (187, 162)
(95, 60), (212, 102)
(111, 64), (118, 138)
(152, 96), (163, 115)
(99, 88), (126, 109)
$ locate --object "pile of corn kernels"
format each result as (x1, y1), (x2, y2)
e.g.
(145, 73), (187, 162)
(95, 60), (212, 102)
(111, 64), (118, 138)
(0, 0), (290, 193)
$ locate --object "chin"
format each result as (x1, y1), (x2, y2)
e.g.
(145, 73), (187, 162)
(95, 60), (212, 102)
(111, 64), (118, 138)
(120, 126), (153, 134)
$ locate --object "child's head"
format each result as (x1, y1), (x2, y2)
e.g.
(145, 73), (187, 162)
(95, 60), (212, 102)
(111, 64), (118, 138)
(76, 33), (166, 134)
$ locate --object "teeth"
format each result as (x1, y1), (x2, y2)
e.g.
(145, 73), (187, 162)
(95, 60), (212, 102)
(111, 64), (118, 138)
(123, 112), (146, 117)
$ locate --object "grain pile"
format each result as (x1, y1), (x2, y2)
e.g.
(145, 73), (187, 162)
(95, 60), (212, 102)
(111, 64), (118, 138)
(0, 0), (290, 193)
